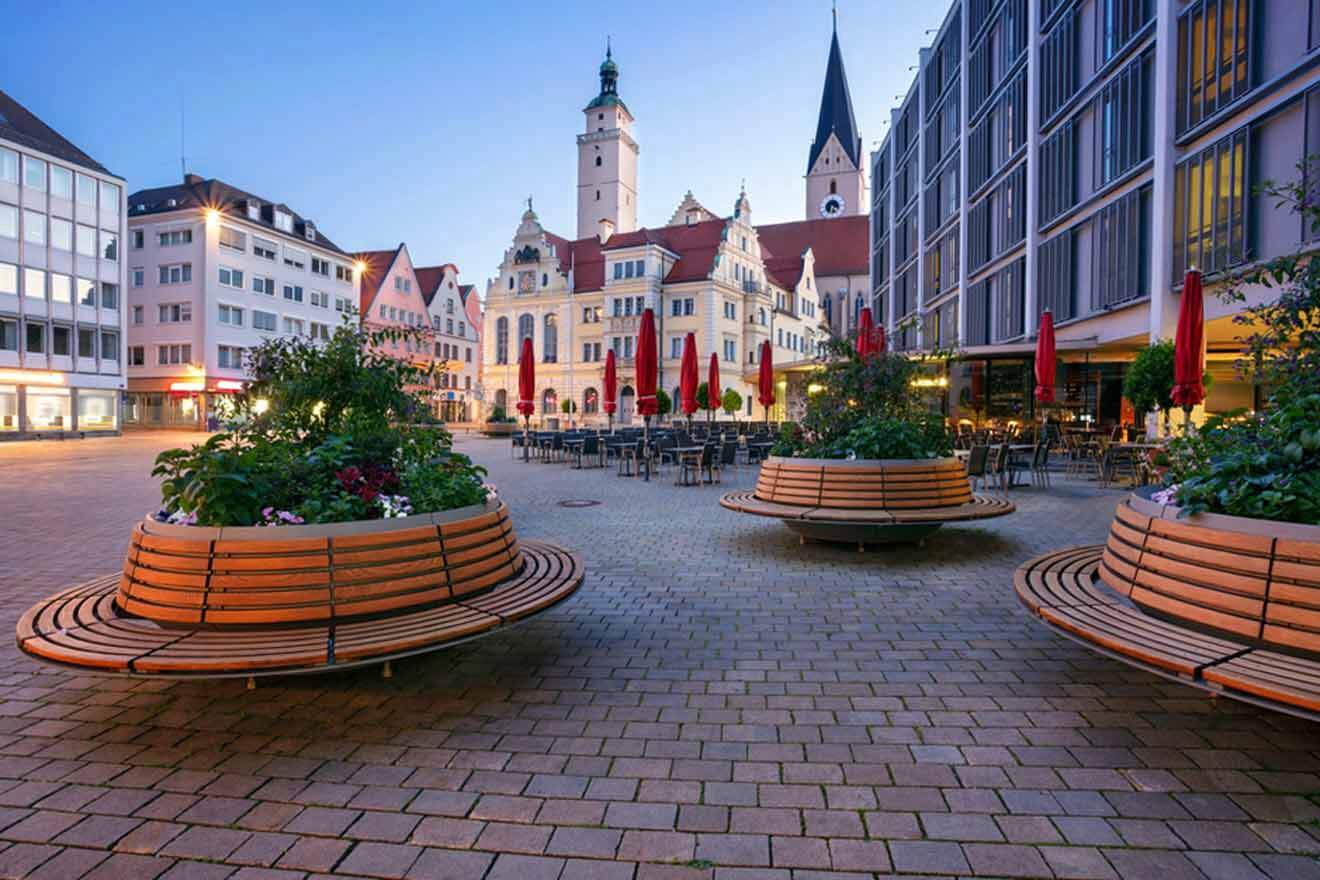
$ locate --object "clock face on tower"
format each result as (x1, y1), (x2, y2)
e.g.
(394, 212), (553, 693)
(820, 193), (846, 217)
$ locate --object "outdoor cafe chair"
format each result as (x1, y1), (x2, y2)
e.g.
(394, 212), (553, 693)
(719, 439), (737, 471)
(703, 443), (722, 485)
(1030, 443), (1051, 488)
(965, 445), (990, 492)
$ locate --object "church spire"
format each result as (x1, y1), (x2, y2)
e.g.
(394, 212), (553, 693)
(586, 39), (629, 114)
(807, 7), (861, 173)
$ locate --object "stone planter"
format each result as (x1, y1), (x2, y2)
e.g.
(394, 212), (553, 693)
(483, 422), (517, 436)
(1100, 493), (1320, 656)
(721, 456), (1013, 546)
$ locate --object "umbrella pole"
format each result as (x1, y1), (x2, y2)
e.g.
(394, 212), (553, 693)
(643, 416), (651, 482)
(522, 416), (530, 462)
(1183, 405), (1193, 435)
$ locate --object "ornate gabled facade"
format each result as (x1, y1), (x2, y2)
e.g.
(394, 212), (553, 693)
(481, 29), (869, 425)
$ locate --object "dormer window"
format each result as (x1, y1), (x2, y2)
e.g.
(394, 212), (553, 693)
(274, 210), (293, 232)
(304, 221), (316, 241)
(247, 201), (261, 220)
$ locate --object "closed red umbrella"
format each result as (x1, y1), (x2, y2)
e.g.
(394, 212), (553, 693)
(875, 323), (886, 355)
(856, 306), (877, 358)
(680, 332), (699, 420)
(706, 352), (721, 422)
(1172, 269), (1206, 430)
(603, 348), (618, 432)
(635, 308), (659, 480)
(516, 336), (535, 460)
(1034, 310), (1057, 404)
(758, 340), (775, 423)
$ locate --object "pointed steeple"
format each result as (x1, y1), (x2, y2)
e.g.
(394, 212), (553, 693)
(586, 39), (630, 114)
(807, 8), (861, 173)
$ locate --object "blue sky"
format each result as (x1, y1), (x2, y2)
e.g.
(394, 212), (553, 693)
(8, 0), (943, 290)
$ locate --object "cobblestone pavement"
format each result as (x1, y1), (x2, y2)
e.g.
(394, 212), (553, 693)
(0, 432), (1318, 880)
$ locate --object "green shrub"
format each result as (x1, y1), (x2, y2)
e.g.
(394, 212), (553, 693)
(721, 389), (742, 416)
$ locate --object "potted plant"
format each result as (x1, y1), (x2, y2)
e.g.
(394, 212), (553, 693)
(721, 388), (743, 419)
(484, 405), (518, 435)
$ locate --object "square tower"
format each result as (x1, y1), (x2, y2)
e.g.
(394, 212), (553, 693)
(577, 47), (639, 240)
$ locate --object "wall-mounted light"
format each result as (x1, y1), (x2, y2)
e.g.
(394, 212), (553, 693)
(0, 370), (65, 386)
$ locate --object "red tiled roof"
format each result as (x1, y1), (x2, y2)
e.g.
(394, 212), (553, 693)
(755, 215), (869, 277)
(764, 255), (804, 290)
(414, 263), (460, 306)
(457, 283), (475, 305)
(353, 246), (401, 314)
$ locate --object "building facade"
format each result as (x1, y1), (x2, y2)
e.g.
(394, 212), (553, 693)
(869, 0), (1320, 431)
(0, 90), (127, 439)
(417, 265), (480, 422)
(123, 174), (361, 429)
(483, 28), (869, 426)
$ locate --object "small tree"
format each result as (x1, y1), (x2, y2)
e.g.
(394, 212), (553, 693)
(1123, 341), (1176, 434)
(655, 388), (672, 417)
(721, 388), (742, 416)
(559, 399), (577, 415)
(695, 382), (710, 410)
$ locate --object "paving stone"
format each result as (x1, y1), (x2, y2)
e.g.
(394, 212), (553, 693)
(335, 842), (421, 879)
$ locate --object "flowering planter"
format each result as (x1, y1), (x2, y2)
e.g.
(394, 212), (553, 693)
(1100, 493), (1320, 656)
(721, 456), (1013, 546)
(18, 498), (585, 678)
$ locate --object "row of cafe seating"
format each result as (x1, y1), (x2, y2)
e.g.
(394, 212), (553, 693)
(510, 422), (787, 486)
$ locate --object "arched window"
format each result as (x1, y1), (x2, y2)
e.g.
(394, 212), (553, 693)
(583, 387), (599, 414)
(830, 179), (837, 195)
(507, 276), (513, 290)
(595, 156), (602, 167)
(518, 313), (534, 345)
(822, 294), (833, 325)
(541, 388), (557, 414)
(543, 313), (558, 363)
(495, 316), (509, 364)
(494, 389), (508, 410)
(541, 273), (548, 287)
(758, 308), (766, 326)
(595, 190), (601, 201)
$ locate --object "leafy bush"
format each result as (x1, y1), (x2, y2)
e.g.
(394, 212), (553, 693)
(655, 388), (672, 417)
(721, 389), (742, 416)
(487, 406), (516, 424)
(560, 399), (577, 414)
(773, 337), (950, 460)
(1161, 161), (1320, 525)
(153, 323), (487, 527)
(1123, 341), (1175, 423)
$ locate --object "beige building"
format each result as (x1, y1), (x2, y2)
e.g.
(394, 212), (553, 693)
(483, 30), (869, 425)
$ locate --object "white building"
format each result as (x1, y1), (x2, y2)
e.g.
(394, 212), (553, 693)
(417, 264), (480, 421)
(0, 89), (127, 438)
(124, 174), (361, 428)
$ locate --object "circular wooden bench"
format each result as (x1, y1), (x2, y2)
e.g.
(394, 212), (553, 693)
(1015, 494), (1320, 720)
(720, 456), (1014, 547)
(17, 499), (584, 679)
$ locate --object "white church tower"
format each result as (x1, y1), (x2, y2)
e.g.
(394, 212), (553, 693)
(577, 43), (639, 241)
(805, 11), (866, 220)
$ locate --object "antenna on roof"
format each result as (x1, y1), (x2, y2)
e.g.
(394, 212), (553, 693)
(178, 102), (187, 180)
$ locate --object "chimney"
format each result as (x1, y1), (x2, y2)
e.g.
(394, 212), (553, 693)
(183, 173), (204, 185)
(598, 218), (614, 244)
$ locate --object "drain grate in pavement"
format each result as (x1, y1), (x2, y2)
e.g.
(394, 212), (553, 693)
(557, 499), (602, 508)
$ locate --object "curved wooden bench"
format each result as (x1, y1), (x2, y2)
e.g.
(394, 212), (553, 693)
(1016, 495), (1320, 719)
(721, 456), (1013, 546)
(119, 503), (520, 626)
(18, 541), (582, 678)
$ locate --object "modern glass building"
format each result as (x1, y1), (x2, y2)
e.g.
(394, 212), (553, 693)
(0, 90), (127, 439)
(869, 0), (1320, 431)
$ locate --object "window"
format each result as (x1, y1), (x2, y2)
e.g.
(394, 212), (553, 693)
(283, 247), (306, 270)
(131, 304), (143, 324)
(670, 298), (682, 317)
(253, 310), (277, 331)
(75, 224), (96, 256)
(218, 266), (244, 288)
(100, 181), (120, 211)
(496, 316), (509, 364)
(336, 264), (354, 282)
(723, 339), (736, 362)
(23, 156), (46, 190)
(283, 285), (304, 303)
(100, 330), (118, 361)
(25, 321), (45, 354)
(131, 229), (144, 249)
(311, 257), (330, 276)
(1174, 128), (1247, 281)
(50, 274), (71, 304)
(101, 231), (118, 262)
(1092, 184), (1152, 310)
(0, 148), (16, 184)
(683, 298), (694, 316)
(157, 344), (192, 365)
(1098, 0), (1154, 65)
(127, 345), (145, 366)
(669, 336), (683, 358)
(309, 290), (329, 308)
(1040, 6), (1080, 122)
(24, 268), (45, 300)
(51, 324), (71, 356)
(0, 204), (15, 239)
(76, 277), (94, 306)
(131, 268), (144, 288)
(219, 226), (246, 252)
(22, 210), (45, 246)
(52, 166), (75, 199)
(335, 296), (353, 312)
(0, 318), (14, 353)
(100, 283), (118, 311)
(253, 238), (277, 260)
(1176, 0), (1250, 135)
(218, 345), (244, 369)
(465, 347), (472, 363)
(1095, 50), (1153, 188)
(75, 173), (95, 206)
(282, 317), (305, 336)
(158, 302), (192, 323)
(582, 341), (602, 362)
(50, 217), (71, 251)
(274, 211), (293, 232)
(252, 275), (275, 296)
(1037, 227), (1077, 322)
(309, 322), (331, 341)
(723, 301), (736, 320)
(158, 229), (192, 246)
(158, 263), (192, 284)
(1038, 120), (1078, 227)
(446, 318), (454, 333)
(78, 327), (95, 359)
(218, 304), (244, 326)
(458, 321), (465, 336)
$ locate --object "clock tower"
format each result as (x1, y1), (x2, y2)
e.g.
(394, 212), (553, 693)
(805, 10), (866, 220)
(578, 43), (639, 241)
